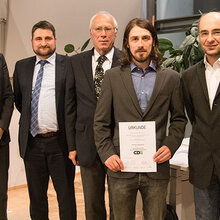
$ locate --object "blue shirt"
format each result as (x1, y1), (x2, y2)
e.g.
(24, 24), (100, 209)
(130, 61), (156, 112)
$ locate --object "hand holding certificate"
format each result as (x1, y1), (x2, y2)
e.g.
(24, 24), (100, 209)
(119, 121), (157, 172)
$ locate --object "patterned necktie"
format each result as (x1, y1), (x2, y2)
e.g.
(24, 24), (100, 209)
(94, 55), (107, 99)
(30, 60), (47, 137)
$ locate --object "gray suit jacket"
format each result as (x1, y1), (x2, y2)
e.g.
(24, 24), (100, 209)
(13, 54), (75, 158)
(94, 65), (187, 179)
(0, 54), (13, 146)
(70, 47), (121, 167)
(181, 60), (220, 189)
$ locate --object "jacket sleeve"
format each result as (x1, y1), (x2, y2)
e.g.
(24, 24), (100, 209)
(94, 71), (117, 163)
(162, 72), (187, 156)
(64, 57), (76, 152)
(0, 54), (14, 131)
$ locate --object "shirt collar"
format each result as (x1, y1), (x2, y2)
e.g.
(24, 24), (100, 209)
(94, 47), (114, 64)
(35, 52), (56, 65)
(130, 60), (156, 73)
(204, 55), (220, 69)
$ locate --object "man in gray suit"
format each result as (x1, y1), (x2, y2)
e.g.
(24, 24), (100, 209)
(69, 11), (121, 219)
(182, 12), (220, 220)
(0, 54), (13, 220)
(94, 18), (187, 219)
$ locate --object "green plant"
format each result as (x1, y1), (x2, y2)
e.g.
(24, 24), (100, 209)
(159, 19), (204, 73)
(64, 38), (91, 55)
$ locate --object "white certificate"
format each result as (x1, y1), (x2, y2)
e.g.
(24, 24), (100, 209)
(119, 121), (157, 172)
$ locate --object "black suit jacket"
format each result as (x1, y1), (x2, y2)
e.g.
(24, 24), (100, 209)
(70, 47), (121, 167)
(13, 54), (75, 158)
(0, 54), (13, 146)
(182, 60), (220, 189)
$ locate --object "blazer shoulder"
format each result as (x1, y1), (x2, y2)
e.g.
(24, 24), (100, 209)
(158, 67), (180, 81)
(70, 49), (93, 62)
(114, 47), (122, 57)
(15, 56), (36, 66)
(182, 60), (204, 78)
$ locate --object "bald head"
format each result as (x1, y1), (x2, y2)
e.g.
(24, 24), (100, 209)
(199, 11), (220, 66)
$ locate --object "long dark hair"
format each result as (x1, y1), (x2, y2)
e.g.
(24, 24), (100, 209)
(120, 18), (162, 69)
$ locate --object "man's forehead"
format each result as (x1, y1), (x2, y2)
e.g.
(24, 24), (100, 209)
(129, 26), (152, 36)
(92, 14), (114, 26)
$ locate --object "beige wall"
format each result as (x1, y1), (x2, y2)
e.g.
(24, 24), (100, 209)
(5, 0), (143, 76)
(6, 0), (143, 187)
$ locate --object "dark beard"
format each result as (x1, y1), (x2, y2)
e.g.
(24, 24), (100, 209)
(131, 52), (149, 63)
(34, 47), (56, 58)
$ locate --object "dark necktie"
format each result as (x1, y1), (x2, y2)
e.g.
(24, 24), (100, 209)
(30, 60), (47, 137)
(94, 55), (107, 99)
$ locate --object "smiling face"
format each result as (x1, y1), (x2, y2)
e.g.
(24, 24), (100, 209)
(199, 12), (220, 65)
(90, 14), (117, 55)
(127, 25), (153, 69)
(31, 28), (56, 60)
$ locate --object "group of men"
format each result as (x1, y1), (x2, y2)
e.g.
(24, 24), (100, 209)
(0, 10), (219, 220)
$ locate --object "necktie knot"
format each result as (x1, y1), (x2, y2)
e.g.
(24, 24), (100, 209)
(38, 60), (48, 67)
(97, 55), (107, 66)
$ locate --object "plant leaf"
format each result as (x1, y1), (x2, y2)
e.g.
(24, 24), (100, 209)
(64, 44), (75, 53)
(158, 38), (173, 52)
(180, 35), (195, 48)
(81, 38), (91, 52)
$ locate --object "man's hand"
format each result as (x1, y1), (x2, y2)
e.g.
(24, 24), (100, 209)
(69, 150), (79, 166)
(0, 128), (4, 140)
(153, 145), (171, 164)
(104, 155), (124, 172)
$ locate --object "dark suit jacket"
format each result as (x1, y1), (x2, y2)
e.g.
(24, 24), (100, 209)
(0, 54), (13, 146)
(70, 47), (121, 167)
(94, 65), (187, 179)
(181, 60), (220, 189)
(13, 54), (75, 158)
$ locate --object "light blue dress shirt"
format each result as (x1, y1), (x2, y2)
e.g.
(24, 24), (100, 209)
(130, 61), (156, 112)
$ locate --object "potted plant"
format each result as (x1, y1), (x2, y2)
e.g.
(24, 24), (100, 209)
(158, 19), (204, 73)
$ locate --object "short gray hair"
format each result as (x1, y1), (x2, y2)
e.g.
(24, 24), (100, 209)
(89, 11), (118, 31)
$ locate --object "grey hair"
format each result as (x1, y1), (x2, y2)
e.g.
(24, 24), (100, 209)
(89, 11), (118, 31)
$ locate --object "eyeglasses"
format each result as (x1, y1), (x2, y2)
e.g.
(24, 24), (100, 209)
(199, 30), (220, 39)
(93, 27), (116, 33)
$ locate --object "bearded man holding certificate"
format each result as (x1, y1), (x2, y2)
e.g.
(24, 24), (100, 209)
(94, 18), (187, 220)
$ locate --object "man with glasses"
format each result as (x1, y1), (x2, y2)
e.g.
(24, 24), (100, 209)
(182, 12), (220, 220)
(69, 11), (121, 219)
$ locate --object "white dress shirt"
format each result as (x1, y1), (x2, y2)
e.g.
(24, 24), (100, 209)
(92, 47), (115, 79)
(204, 56), (220, 110)
(32, 53), (58, 133)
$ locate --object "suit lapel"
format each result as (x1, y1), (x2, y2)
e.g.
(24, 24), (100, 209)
(111, 47), (121, 68)
(81, 50), (96, 97)
(27, 57), (36, 104)
(120, 66), (142, 116)
(55, 54), (63, 110)
(215, 83), (220, 100)
(196, 61), (210, 104)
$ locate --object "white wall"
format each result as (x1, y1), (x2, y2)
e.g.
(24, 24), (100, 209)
(5, 0), (143, 76)
(5, 0), (143, 187)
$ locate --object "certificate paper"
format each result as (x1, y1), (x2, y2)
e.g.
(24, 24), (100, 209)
(119, 121), (157, 172)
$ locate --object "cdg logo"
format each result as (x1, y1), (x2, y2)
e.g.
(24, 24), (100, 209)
(133, 151), (143, 155)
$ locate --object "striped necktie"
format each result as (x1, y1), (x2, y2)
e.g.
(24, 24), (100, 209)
(30, 60), (47, 137)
